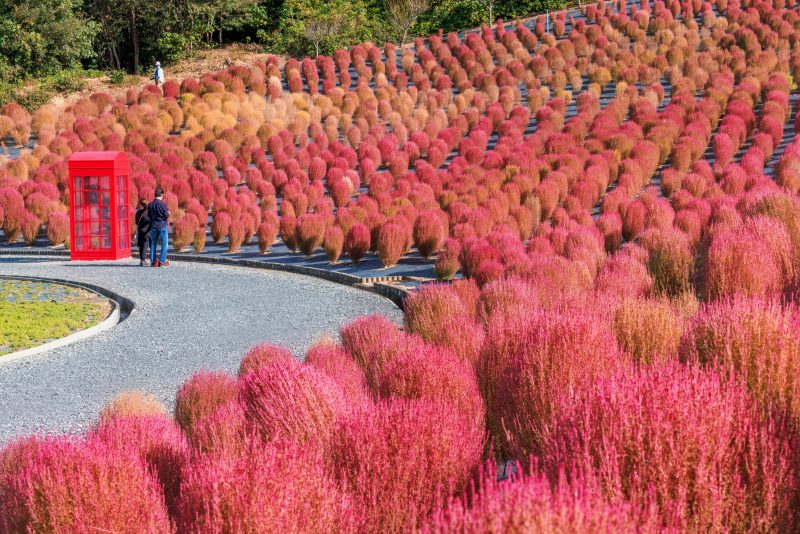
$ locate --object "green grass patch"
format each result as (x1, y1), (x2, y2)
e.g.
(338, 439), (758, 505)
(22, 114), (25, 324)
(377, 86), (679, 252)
(0, 280), (111, 355)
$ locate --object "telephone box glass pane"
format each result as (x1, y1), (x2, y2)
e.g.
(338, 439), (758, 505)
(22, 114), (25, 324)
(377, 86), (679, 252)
(101, 176), (110, 190)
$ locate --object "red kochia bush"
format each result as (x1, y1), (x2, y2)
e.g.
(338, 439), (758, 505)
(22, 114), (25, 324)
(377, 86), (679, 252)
(46, 211), (69, 246)
(703, 219), (793, 300)
(680, 298), (800, 418)
(424, 461), (656, 533)
(323, 225), (344, 263)
(340, 314), (403, 390)
(478, 305), (628, 459)
(378, 338), (485, 426)
(177, 439), (354, 533)
(257, 219), (278, 253)
(90, 414), (189, 516)
(542, 364), (800, 532)
(306, 341), (371, 406)
(20, 211), (41, 245)
(413, 211), (445, 258)
(378, 222), (407, 267)
(296, 213), (325, 256)
(238, 343), (293, 376)
(345, 223), (371, 263)
(174, 371), (238, 440)
(238, 357), (345, 449)
(330, 398), (484, 533)
(0, 436), (171, 533)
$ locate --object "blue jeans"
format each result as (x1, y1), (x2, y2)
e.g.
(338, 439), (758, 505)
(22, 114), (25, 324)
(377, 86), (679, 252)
(150, 226), (168, 264)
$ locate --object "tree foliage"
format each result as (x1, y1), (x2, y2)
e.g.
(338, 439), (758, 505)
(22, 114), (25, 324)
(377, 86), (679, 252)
(0, 0), (97, 81)
(0, 0), (566, 86)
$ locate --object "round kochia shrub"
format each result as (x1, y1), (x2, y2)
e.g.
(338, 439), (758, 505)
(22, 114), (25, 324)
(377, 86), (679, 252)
(403, 283), (485, 365)
(238, 357), (345, 449)
(542, 364), (800, 533)
(703, 219), (793, 300)
(174, 371), (238, 440)
(478, 305), (628, 459)
(330, 398), (484, 533)
(177, 439), (354, 533)
(378, 222), (407, 267)
(90, 414), (189, 516)
(0, 436), (171, 533)
(238, 343), (293, 376)
(413, 211), (445, 258)
(305, 341), (370, 406)
(323, 225), (344, 263)
(46, 211), (69, 246)
(680, 298), (800, 418)
(340, 314), (403, 390)
(257, 220), (277, 253)
(345, 223), (371, 263)
(378, 337), (485, 426)
(296, 213), (325, 256)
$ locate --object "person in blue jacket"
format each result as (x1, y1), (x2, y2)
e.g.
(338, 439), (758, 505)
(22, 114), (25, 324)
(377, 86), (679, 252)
(148, 188), (170, 267)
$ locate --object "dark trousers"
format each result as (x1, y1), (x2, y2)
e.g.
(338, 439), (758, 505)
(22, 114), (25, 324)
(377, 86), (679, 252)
(137, 232), (150, 260)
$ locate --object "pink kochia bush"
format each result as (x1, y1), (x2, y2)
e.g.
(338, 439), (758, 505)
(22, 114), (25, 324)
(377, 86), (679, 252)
(703, 217), (795, 299)
(0, 436), (171, 533)
(330, 398), (484, 533)
(177, 439), (354, 533)
(680, 297), (800, 418)
(378, 336), (485, 427)
(305, 341), (371, 406)
(478, 303), (628, 459)
(238, 357), (345, 450)
(403, 282), (484, 365)
(174, 371), (238, 441)
(339, 314), (403, 390)
(345, 223), (371, 263)
(90, 414), (189, 516)
(424, 461), (657, 533)
(542, 364), (800, 532)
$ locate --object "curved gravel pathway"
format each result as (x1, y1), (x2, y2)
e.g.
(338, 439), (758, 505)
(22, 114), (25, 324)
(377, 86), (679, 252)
(0, 256), (402, 442)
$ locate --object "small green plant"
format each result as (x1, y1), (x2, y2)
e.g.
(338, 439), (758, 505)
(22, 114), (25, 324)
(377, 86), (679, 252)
(109, 70), (126, 85)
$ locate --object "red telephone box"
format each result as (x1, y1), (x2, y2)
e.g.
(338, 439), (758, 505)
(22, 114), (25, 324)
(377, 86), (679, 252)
(68, 151), (131, 261)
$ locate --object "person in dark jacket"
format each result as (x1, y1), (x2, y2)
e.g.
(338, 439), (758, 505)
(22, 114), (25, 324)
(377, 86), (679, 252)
(148, 188), (171, 267)
(134, 199), (151, 266)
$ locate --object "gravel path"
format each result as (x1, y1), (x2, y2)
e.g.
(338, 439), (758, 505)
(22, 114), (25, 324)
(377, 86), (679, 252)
(0, 256), (402, 443)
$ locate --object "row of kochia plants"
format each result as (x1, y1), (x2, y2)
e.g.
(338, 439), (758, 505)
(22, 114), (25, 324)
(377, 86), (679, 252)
(5, 0), (800, 529)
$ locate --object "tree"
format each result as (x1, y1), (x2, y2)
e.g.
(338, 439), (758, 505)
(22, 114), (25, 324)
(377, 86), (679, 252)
(304, 17), (341, 57)
(484, 0), (495, 24)
(0, 0), (97, 80)
(272, 0), (381, 56)
(385, 0), (429, 45)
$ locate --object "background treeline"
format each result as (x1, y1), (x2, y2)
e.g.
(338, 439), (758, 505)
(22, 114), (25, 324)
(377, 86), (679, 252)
(0, 0), (565, 84)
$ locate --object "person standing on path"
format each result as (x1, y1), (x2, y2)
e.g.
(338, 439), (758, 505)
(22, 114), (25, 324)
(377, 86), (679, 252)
(153, 61), (165, 88)
(148, 188), (170, 267)
(134, 199), (151, 266)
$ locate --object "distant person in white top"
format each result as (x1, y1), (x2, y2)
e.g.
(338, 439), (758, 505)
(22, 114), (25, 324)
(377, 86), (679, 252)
(153, 61), (165, 87)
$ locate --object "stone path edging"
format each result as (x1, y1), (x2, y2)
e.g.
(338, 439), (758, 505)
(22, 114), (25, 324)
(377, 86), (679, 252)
(0, 275), (128, 365)
(0, 249), (409, 309)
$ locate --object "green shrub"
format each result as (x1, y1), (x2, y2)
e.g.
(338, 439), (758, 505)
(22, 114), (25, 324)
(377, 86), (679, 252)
(109, 70), (126, 85)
